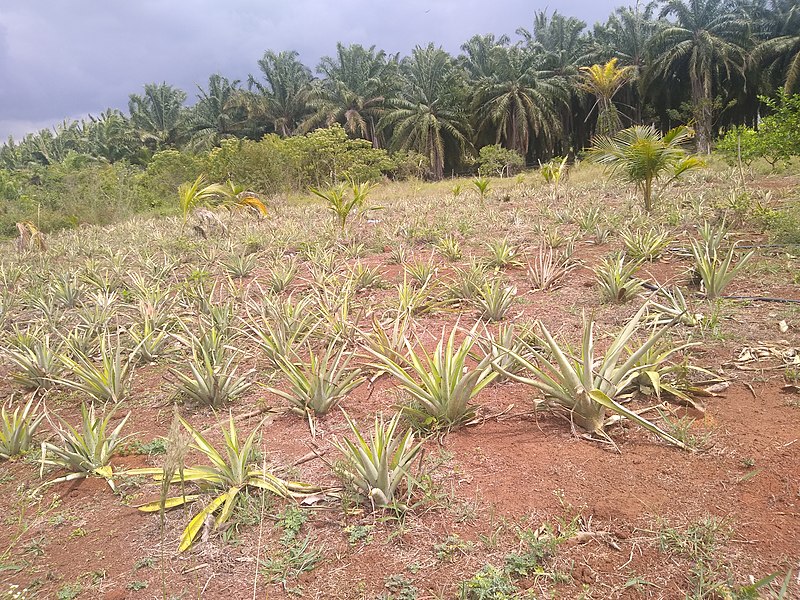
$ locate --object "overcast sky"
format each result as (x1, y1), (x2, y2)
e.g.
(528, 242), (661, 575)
(0, 0), (624, 141)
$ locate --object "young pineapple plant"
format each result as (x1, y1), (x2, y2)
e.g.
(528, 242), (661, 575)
(333, 411), (423, 508)
(404, 257), (437, 287)
(448, 260), (491, 302)
(527, 245), (575, 291)
(222, 253), (258, 279)
(268, 343), (365, 435)
(484, 239), (523, 269)
(689, 238), (754, 300)
(169, 330), (252, 407)
(349, 261), (384, 291)
(40, 403), (131, 490)
(0, 396), (44, 460)
(595, 252), (644, 303)
(473, 280), (516, 322)
(133, 416), (312, 552)
(436, 234), (463, 261)
(621, 227), (672, 261)
(268, 258), (298, 293)
(493, 303), (690, 449)
(245, 294), (317, 366)
(367, 325), (497, 431)
(56, 337), (134, 403)
(5, 330), (62, 390)
(476, 324), (537, 382)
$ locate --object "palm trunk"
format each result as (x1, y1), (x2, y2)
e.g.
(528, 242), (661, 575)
(691, 72), (712, 154)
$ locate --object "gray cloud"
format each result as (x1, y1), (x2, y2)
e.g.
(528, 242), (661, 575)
(0, 0), (622, 140)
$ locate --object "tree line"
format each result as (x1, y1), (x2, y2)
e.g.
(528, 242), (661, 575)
(1, 0), (799, 180)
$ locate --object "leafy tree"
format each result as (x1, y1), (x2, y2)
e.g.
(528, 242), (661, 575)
(646, 0), (750, 154)
(588, 125), (705, 211)
(128, 82), (188, 150)
(246, 50), (312, 137)
(477, 144), (525, 177)
(381, 44), (472, 180)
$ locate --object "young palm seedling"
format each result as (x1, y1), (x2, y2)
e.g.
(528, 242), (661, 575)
(134, 416), (310, 552)
(268, 343), (365, 436)
(621, 227), (672, 261)
(333, 411), (423, 508)
(472, 177), (491, 204)
(473, 280), (516, 322)
(494, 303), (689, 449)
(0, 395), (44, 460)
(367, 325), (497, 431)
(595, 252), (644, 303)
(689, 239), (753, 300)
(40, 403), (131, 490)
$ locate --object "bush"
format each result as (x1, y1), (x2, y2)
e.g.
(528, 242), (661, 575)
(477, 145), (525, 177)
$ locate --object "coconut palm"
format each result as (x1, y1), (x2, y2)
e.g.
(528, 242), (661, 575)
(579, 58), (636, 135)
(472, 45), (568, 158)
(587, 125), (705, 211)
(302, 43), (398, 147)
(128, 82), (188, 150)
(646, 0), (750, 153)
(246, 50), (312, 137)
(381, 44), (472, 180)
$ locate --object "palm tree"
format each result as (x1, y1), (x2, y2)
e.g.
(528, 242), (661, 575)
(84, 109), (143, 163)
(646, 0), (750, 153)
(302, 43), (398, 147)
(246, 50), (312, 137)
(579, 58), (636, 135)
(587, 125), (704, 211)
(381, 44), (472, 180)
(591, 2), (661, 123)
(128, 82), (188, 150)
(187, 74), (246, 150)
(752, 0), (800, 93)
(471, 45), (568, 158)
(459, 33), (511, 80)
(517, 11), (595, 154)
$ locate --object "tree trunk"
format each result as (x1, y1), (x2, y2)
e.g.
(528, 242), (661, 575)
(691, 73), (712, 154)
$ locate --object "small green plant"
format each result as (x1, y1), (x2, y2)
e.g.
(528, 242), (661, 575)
(484, 239), (522, 268)
(5, 331), (62, 390)
(56, 583), (82, 600)
(311, 179), (378, 233)
(594, 252), (644, 303)
(404, 257), (437, 287)
(690, 239), (754, 300)
(40, 403), (131, 490)
(133, 416), (307, 552)
(268, 343), (364, 435)
(436, 234), (463, 261)
(222, 253), (257, 278)
(472, 177), (491, 204)
(333, 411), (423, 508)
(368, 325), (497, 431)
(527, 245), (574, 291)
(0, 395), (44, 460)
(473, 280), (516, 322)
(268, 259), (298, 293)
(56, 337), (134, 403)
(539, 155), (568, 199)
(495, 303), (690, 448)
(621, 227), (672, 261)
(459, 564), (517, 599)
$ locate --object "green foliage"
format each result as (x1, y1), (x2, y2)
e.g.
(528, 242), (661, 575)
(333, 411), (423, 507)
(477, 145), (525, 177)
(0, 395), (44, 460)
(588, 125), (705, 211)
